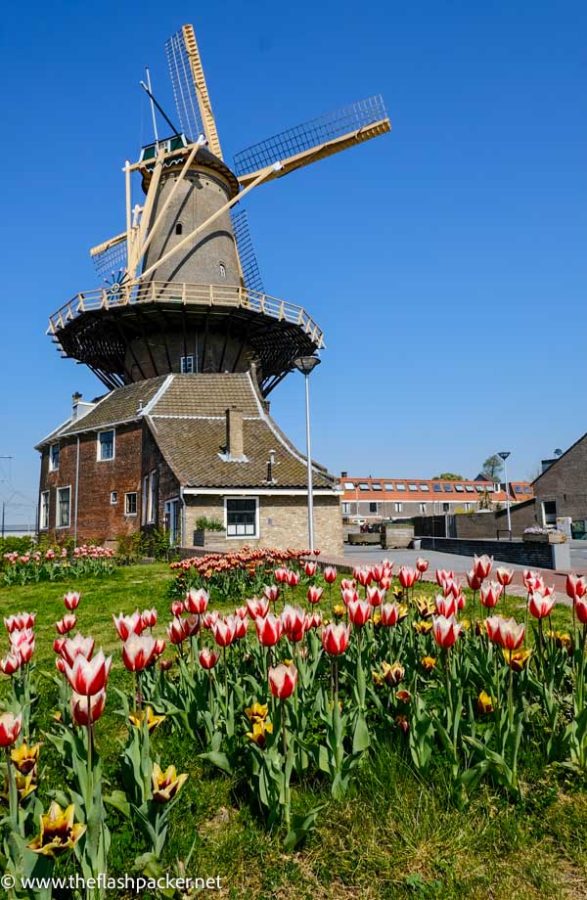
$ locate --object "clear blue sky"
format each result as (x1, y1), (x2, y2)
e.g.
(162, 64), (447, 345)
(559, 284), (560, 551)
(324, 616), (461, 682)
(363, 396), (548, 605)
(1, 0), (586, 522)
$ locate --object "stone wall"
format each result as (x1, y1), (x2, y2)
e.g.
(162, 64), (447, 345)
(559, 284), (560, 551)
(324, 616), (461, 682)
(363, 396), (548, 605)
(413, 501), (538, 540)
(184, 493), (343, 556)
(419, 536), (566, 570)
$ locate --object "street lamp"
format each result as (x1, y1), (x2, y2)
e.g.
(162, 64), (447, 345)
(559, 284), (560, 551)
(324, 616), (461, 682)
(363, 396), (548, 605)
(293, 355), (321, 551)
(498, 451), (512, 535)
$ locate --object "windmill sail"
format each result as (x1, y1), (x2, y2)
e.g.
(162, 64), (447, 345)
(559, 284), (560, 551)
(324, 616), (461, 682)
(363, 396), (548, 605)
(231, 208), (264, 294)
(91, 233), (128, 284)
(165, 29), (204, 142)
(233, 95), (390, 186)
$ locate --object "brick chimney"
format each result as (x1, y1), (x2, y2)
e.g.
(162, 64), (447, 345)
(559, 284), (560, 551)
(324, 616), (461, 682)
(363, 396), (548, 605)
(225, 408), (244, 459)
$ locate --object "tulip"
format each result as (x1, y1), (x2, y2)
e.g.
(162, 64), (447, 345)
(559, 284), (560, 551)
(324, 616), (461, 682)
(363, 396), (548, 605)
(576, 597), (587, 625)
(485, 615), (503, 644)
(307, 585), (324, 605)
(398, 566), (417, 590)
(416, 557), (429, 574)
(140, 608), (158, 629)
(211, 619), (237, 648)
(566, 574), (587, 602)
(59, 634), (95, 666)
(355, 567), (373, 588)
(167, 617), (189, 645)
(56, 615), (77, 635)
(268, 663), (298, 700)
(382, 661), (405, 686)
(380, 603), (400, 627)
(304, 561), (317, 577)
(473, 554), (493, 581)
(477, 691), (494, 714)
(286, 570), (300, 588)
(255, 613), (282, 647)
(435, 595), (457, 618)
(184, 588), (209, 615)
(0, 654), (21, 676)
(28, 802), (86, 857)
(4, 612), (36, 633)
(281, 605), (306, 642)
(496, 567), (514, 588)
(202, 611), (219, 629)
(341, 587), (359, 607)
(246, 718), (273, 748)
(340, 578), (356, 591)
(348, 599), (372, 627)
(274, 566), (289, 583)
(170, 600), (184, 617)
(492, 617), (525, 650)
(112, 612), (144, 641)
(421, 655), (436, 671)
(323, 566), (337, 584)
(443, 578), (463, 600)
(366, 586), (385, 607)
(11, 742), (41, 775)
(435, 569), (455, 589)
(0, 712), (22, 747)
(199, 647), (220, 669)
(246, 597), (270, 619)
(151, 763), (188, 803)
(263, 584), (280, 603)
(528, 592), (556, 620)
(321, 623), (351, 655)
(502, 648), (532, 671)
(63, 591), (81, 611)
(432, 615), (462, 649)
(121, 636), (157, 672)
(307, 611), (322, 629)
(71, 689), (106, 726)
(64, 651), (111, 696)
(13, 636), (35, 665)
(465, 570), (483, 592)
(128, 706), (166, 732)
(480, 582), (503, 609)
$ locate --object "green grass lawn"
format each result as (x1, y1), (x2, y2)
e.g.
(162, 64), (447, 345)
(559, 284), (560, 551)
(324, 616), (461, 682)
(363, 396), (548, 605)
(0, 565), (586, 899)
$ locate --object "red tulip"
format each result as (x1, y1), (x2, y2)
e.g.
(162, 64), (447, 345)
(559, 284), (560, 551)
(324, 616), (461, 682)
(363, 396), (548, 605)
(167, 617), (189, 645)
(141, 608), (158, 629)
(170, 600), (184, 618)
(321, 623), (351, 655)
(347, 599), (372, 627)
(380, 576), (393, 590)
(416, 557), (429, 574)
(211, 619), (237, 648)
(202, 611), (219, 629)
(435, 569), (455, 589)
(485, 615), (502, 644)
(473, 554), (493, 581)
(4, 612), (36, 633)
(528, 592), (556, 619)
(307, 586), (324, 605)
(184, 588), (209, 615)
(246, 597), (270, 619)
(576, 597), (587, 625)
(523, 570), (542, 593)
(307, 611), (322, 629)
(466, 569), (483, 592)
(355, 567), (373, 588)
(340, 579), (356, 591)
(56, 615), (77, 635)
(480, 582), (503, 609)
(112, 612), (144, 641)
(323, 566), (337, 584)
(566, 574), (587, 602)
(274, 566), (289, 584)
(263, 584), (280, 603)
(255, 613), (282, 647)
(488, 616), (525, 650)
(0, 654), (20, 676)
(380, 603), (400, 627)
(496, 567), (514, 587)
(281, 605), (306, 642)
(443, 578), (463, 599)
(199, 647), (220, 669)
(71, 689), (106, 726)
(0, 712), (22, 747)
(154, 638), (166, 656)
(64, 651), (111, 696)
(286, 570), (300, 588)
(435, 595), (457, 618)
(60, 634), (95, 666)
(304, 561), (317, 577)
(123, 634), (158, 672)
(233, 616), (248, 640)
(366, 586), (385, 607)
(432, 615), (462, 649)
(268, 663), (298, 700)
(341, 588), (359, 607)
(63, 591), (81, 611)
(398, 566), (417, 590)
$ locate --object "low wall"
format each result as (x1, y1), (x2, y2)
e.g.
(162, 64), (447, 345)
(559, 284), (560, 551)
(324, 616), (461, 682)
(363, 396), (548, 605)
(419, 536), (570, 571)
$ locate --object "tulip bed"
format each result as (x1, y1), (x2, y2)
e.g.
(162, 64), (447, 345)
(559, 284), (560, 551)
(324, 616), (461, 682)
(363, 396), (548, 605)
(0, 557), (587, 898)
(2, 545), (116, 586)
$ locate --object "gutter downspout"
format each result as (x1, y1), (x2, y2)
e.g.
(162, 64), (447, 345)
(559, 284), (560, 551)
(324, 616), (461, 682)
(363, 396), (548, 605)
(179, 485), (186, 549)
(73, 436), (80, 547)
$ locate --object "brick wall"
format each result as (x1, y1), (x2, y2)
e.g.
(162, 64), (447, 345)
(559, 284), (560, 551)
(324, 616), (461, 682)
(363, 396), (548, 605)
(419, 536), (559, 569)
(534, 436), (587, 521)
(413, 501), (538, 540)
(184, 493), (343, 555)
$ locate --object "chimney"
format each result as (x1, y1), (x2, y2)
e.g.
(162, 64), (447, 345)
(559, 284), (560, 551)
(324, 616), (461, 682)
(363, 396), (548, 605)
(71, 392), (83, 420)
(71, 392), (96, 422)
(226, 408), (244, 459)
(341, 470), (348, 478)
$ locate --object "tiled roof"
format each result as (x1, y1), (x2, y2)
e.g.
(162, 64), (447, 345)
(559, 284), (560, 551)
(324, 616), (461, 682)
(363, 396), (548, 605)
(340, 476), (534, 503)
(152, 374), (261, 417)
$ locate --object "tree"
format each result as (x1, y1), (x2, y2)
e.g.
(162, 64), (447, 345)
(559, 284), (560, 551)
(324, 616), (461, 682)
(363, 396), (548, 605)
(481, 455), (504, 482)
(432, 472), (464, 481)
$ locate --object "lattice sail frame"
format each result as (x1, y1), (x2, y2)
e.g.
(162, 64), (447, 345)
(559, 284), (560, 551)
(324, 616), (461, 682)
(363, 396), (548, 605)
(230, 209), (264, 294)
(233, 95), (388, 176)
(165, 29), (204, 141)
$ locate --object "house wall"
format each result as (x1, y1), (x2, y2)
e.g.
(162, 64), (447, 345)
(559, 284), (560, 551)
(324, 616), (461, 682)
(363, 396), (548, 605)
(533, 439), (587, 522)
(184, 493), (344, 555)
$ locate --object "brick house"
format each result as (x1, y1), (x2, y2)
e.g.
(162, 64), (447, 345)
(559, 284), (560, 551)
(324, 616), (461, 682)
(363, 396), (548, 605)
(532, 433), (587, 531)
(36, 372), (343, 554)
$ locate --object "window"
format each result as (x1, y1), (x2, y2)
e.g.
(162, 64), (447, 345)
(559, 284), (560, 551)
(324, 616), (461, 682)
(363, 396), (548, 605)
(396, 482), (406, 491)
(369, 502), (377, 513)
(219, 262), (226, 278)
(57, 487), (71, 528)
(420, 484), (430, 491)
(419, 503), (427, 514)
(110, 491), (118, 505)
(384, 483), (394, 491)
(343, 482), (355, 490)
(443, 484), (453, 492)
(175, 222), (183, 235)
(394, 502), (403, 513)
(125, 493), (138, 516)
(371, 482), (382, 491)
(408, 483), (418, 492)
(180, 355), (194, 374)
(141, 475), (149, 525)
(358, 483), (370, 491)
(433, 483), (442, 492)
(147, 471), (157, 524)
(49, 444), (60, 472)
(465, 485), (475, 493)
(97, 430), (115, 461)
(455, 484), (465, 492)
(342, 502), (351, 515)
(226, 498), (258, 537)
(39, 491), (49, 530)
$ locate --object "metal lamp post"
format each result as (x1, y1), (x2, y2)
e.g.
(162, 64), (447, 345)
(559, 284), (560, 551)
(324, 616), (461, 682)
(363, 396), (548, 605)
(498, 451), (512, 536)
(293, 355), (321, 551)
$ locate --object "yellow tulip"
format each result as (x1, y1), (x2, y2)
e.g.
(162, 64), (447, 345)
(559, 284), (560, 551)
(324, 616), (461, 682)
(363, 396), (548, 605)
(128, 706), (166, 733)
(151, 763), (188, 803)
(502, 648), (532, 672)
(11, 742), (41, 775)
(413, 620), (433, 635)
(28, 802), (86, 857)
(245, 702), (269, 722)
(246, 719), (274, 748)
(421, 656), (437, 672)
(476, 690), (494, 714)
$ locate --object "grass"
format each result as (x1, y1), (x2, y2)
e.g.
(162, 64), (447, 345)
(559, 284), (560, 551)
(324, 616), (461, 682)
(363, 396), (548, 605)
(0, 565), (585, 898)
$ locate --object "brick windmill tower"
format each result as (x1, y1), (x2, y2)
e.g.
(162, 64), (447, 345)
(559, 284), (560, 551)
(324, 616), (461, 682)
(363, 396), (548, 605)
(37, 24), (390, 553)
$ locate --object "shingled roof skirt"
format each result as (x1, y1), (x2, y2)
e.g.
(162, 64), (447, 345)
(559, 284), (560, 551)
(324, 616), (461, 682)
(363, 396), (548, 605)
(218, 408), (249, 463)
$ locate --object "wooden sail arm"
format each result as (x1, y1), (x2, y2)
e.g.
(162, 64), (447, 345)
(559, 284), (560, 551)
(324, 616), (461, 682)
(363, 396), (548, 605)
(182, 24), (223, 160)
(237, 118), (391, 188)
(89, 232), (127, 258)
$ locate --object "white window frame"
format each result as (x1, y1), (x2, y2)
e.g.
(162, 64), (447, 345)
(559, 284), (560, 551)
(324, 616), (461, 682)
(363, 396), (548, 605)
(180, 355), (194, 374)
(224, 496), (259, 539)
(56, 486), (71, 529)
(39, 491), (49, 530)
(49, 444), (60, 472)
(97, 429), (115, 462)
(141, 475), (149, 525)
(394, 502), (403, 513)
(419, 503), (427, 515)
(341, 502), (351, 515)
(125, 492), (138, 517)
(110, 491), (118, 505)
(147, 470), (157, 524)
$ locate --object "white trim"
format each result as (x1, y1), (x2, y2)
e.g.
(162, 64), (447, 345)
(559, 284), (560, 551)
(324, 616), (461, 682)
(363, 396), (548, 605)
(48, 443), (60, 472)
(124, 491), (138, 517)
(39, 490), (50, 530)
(110, 491), (118, 505)
(56, 485), (72, 529)
(224, 495), (259, 539)
(97, 428), (116, 462)
(139, 374), (174, 417)
(184, 487), (339, 497)
(37, 418), (72, 448)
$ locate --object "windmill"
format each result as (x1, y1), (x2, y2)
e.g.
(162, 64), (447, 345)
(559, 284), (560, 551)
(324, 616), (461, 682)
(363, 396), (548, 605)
(48, 24), (390, 395)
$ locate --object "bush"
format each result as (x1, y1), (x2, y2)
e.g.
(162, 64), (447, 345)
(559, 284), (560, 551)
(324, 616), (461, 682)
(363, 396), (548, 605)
(195, 516), (224, 532)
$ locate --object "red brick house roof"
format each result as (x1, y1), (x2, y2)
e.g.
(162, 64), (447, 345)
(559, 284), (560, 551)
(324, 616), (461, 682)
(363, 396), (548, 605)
(340, 476), (534, 504)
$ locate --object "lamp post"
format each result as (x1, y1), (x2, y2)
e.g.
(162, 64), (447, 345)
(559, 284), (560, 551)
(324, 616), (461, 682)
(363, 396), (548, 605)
(293, 355), (321, 551)
(498, 451), (512, 536)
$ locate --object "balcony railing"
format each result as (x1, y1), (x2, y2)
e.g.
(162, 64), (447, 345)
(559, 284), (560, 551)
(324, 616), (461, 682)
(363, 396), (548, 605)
(47, 281), (325, 348)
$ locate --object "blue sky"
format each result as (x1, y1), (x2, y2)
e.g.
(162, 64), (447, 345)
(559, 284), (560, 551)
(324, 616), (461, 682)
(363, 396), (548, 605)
(1, 1), (586, 522)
